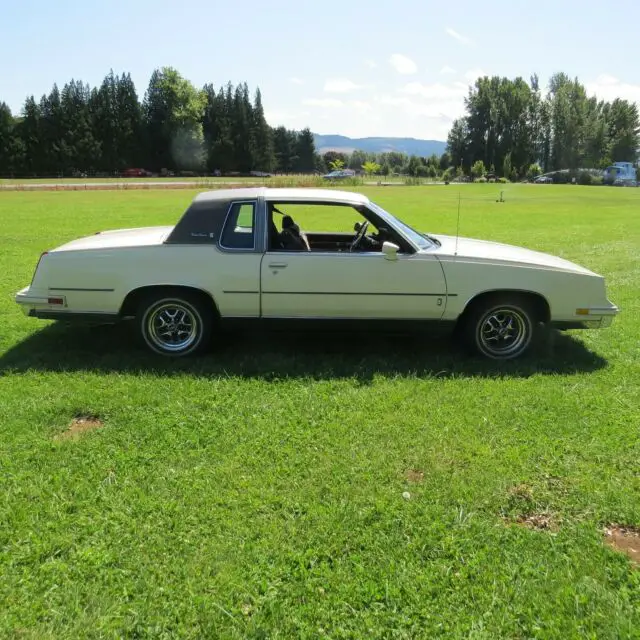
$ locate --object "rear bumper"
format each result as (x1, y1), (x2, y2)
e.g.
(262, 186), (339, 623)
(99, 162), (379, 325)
(15, 286), (117, 323)
(15, 286), (65, 315)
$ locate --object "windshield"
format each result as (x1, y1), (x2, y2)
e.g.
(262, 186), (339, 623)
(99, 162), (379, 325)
(368, 201), (435, 250)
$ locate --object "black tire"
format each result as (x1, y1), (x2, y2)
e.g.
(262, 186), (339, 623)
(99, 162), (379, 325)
(137, 290), (212, 357)
(462, 294), (540, 360)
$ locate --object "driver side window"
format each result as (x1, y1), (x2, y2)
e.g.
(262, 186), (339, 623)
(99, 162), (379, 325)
(267, 202), (386, 253)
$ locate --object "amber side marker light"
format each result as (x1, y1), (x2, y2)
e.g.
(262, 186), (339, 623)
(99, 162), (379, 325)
(576, 309), (589, 315)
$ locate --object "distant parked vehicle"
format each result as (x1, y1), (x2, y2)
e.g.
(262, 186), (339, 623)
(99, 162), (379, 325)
(250, 171), (272, 178)
(534, 176), (553, 184)
(323, 169), (356, 180)
(603, 162), (637, 186)
(121, 168), (152, 178)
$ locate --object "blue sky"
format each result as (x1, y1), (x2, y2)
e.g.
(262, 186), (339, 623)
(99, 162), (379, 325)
(2, 0), (639, 141)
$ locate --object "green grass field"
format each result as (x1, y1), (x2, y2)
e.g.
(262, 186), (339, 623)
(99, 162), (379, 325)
(1, 185), (639, 638)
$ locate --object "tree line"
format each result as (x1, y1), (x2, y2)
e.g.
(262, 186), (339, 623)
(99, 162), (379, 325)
(0, 67), (318, 177)
(2, 68), (638, 180)
(447, 72), (639, 180)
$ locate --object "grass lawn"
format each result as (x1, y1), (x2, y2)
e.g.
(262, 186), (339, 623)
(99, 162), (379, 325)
(1, 185), (639, 638)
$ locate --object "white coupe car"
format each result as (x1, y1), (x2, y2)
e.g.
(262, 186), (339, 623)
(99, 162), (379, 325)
(15, 188), (618, 360)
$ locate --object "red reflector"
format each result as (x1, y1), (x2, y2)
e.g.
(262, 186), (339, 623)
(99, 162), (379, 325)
(48, 297), (64, 305)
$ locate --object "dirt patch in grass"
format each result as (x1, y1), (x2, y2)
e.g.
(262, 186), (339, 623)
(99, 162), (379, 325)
(405, 469), (425, 483)
(605, 525), (640, 566)
(515, 512), (557, 531)
(55, 415), (104, 441)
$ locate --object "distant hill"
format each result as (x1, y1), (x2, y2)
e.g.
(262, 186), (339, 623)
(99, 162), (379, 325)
(314, 134), (447, 157)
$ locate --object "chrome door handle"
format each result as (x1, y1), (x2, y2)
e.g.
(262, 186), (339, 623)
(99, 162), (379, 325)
(268, 262), (288, 268)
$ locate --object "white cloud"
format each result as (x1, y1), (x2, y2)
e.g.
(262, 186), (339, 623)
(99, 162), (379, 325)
(289, 77), (304, 85)
(265, 108), (311, 130)
(445, 27), (472, 45)
(371, 79), (470, 137)
(440, 65), (456, 75)
(349, 100), (373, 112)
(401, 81), (468, 101)
(586, 74), (640, 104)
(389, 53), (418, 75)
(364, 59), (377, 69)
(323, 78), (363, 93)
(463, 68), (485, 83)
(302, 98), (344, 108)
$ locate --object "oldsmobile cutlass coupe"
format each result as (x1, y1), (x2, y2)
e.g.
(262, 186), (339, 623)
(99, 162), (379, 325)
(16, 188), (618, 359)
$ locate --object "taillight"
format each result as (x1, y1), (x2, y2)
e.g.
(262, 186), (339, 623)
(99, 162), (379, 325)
(30, 251), (48, 286)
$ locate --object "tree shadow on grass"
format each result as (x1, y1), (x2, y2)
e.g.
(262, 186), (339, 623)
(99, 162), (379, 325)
(0, 321), (608, 382)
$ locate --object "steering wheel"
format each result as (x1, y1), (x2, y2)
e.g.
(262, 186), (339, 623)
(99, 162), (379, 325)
(350, 221), (369, 252)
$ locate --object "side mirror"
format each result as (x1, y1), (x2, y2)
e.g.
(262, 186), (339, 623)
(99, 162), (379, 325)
(382, 241), (399, 261)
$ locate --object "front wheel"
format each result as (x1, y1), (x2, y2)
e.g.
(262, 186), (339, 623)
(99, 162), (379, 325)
(137, 292), (212, 356)
(462, 296), (540, 360)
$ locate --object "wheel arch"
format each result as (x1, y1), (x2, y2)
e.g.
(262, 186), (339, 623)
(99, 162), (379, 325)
(119, 284), (220, 319)
(457, 289), (551, 327)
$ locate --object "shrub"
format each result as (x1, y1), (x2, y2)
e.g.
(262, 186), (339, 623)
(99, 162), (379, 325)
(578, 171), (593, 186)
(471, 160), (486, 179)
(415, 165), (430, 177)
(526, 163), (543, 181)
(487, 177), (496, 183)
(498, 177), (508, 183)
(476, 176), (487, 183)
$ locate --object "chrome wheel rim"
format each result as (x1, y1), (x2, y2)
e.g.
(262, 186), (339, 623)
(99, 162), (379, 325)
(147, 302), (199, 352)
(478, 307), (529, 357)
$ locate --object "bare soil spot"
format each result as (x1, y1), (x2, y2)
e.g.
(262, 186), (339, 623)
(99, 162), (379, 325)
(515, 512), (557, 531)
(55, 415), (104, 441)
(605, 525), (640, 566)
(405, 469), (424, 483)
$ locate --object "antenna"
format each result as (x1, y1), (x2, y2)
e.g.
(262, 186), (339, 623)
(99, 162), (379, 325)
(454, 191), (461, 256)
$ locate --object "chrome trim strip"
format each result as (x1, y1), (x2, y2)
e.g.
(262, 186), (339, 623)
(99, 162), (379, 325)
(48, 287), (115, 292)
(261, 291), (455, 297)
(223, 290), (260, 294)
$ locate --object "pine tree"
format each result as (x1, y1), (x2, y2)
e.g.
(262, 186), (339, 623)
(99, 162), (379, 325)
(117, 73), (143, 168)
(273, 126), (295, 173)
(39, 85), (64, 175)
(294, 128), (316, 172)
(0, 102), (24, 176)
(250, 88), (275, 171)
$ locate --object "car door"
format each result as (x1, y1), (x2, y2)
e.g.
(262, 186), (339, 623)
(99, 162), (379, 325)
(260, 250), (447, 319)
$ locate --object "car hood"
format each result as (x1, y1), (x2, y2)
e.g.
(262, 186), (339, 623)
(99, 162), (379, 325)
(430, 234), (598, 276)
(52, 226), (174, 252)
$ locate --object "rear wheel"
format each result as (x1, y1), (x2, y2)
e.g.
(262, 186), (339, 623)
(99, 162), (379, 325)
(137, 291), (212, 356)
(462, 295), (540, 360)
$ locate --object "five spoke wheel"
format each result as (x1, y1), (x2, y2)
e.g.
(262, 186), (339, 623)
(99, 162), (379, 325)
(463, 296), (539, 360)
(138, 291), (212, 357)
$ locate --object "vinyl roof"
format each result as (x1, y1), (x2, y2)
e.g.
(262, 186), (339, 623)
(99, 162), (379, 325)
(193, 187), (370, 205)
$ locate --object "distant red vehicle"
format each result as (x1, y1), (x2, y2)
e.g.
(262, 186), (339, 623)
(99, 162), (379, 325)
(121, 168), (152, 178)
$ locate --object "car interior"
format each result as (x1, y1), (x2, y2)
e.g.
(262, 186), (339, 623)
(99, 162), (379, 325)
(267, 202), (406, 253)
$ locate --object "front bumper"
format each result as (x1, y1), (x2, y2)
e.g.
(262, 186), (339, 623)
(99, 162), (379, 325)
(553, 301), (619, 330)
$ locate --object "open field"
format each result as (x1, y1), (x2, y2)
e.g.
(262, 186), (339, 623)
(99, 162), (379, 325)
(1, 185), (639, 638)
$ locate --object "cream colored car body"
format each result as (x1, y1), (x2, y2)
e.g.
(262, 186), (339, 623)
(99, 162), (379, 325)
(16, 188), (618, 333)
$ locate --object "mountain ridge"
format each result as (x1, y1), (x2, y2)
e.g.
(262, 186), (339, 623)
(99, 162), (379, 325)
(313, 134), (446, 157)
